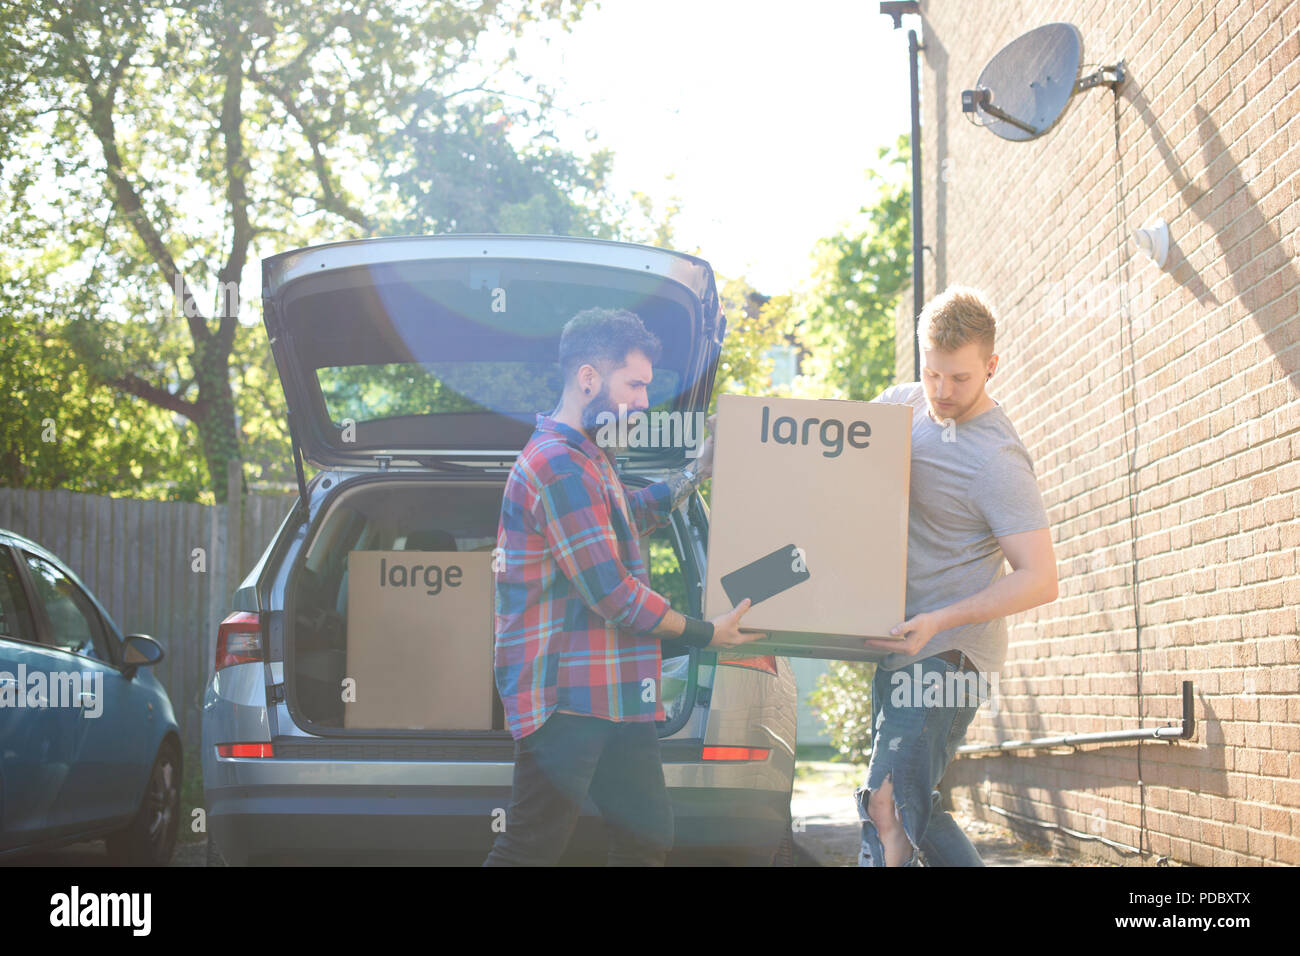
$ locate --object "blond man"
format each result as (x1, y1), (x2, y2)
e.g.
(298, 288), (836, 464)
(856, 286), (1059, 866)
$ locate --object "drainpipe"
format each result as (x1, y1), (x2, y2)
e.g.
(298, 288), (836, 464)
(860, 681), (1194, 765)
(908, 27), (923, 384)
(955, 681), (1196, 756)
(881, 2), (924, 382)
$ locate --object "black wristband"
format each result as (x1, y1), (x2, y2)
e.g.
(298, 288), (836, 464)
(680, 616), (714, 648)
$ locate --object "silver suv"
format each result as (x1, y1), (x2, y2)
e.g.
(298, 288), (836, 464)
(202, 234), (856, 865)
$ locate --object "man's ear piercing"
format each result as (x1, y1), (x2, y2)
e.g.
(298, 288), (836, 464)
(584, 387), (591, 394)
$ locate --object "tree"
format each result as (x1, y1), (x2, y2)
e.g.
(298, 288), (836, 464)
(0, 257), (206, 496)
(1, 0), (593, 501)
(380, 91), (615, 237)
(711, 274), (796, 405)
(808, 660), (877, 764)
(796, 133), (911, 401)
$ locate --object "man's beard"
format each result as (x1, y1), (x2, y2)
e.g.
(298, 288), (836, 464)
(581, 383), (638, 451)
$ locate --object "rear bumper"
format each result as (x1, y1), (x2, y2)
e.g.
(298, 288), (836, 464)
(202, 657), (799, 864)
(206, 773), (791, 865)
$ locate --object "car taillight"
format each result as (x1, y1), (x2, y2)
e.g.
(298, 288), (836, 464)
(718, 655), (779, 676)
(217, 743), (274, 757)
(215, 611), (262, 671)
(702, 746), (771, 761)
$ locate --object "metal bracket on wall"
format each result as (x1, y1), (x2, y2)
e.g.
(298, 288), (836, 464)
(1076, 60), (1126, 92)
(879, 1), (919, 29)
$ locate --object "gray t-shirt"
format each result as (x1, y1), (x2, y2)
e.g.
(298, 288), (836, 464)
(871, 381), (1050, 677)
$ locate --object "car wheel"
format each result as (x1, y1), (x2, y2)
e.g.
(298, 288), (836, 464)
(105, 742), (181, 866)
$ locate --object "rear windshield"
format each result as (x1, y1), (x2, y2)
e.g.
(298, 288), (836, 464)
(280, 259), (700, 454)
(316, 361), (680, 425)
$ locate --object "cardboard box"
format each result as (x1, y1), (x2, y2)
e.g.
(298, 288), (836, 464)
(703, 394), (911, 656)
(343, 550), (493, 729)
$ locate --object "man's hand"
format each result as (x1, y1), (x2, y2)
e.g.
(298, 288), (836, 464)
(862, 611), (942, 657)
(665, 415), (717, 511)
(708, 597), (767, 649)
(693, 414), (718, 480)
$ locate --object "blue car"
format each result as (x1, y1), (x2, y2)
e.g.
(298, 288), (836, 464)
(0, 529), (181, 864)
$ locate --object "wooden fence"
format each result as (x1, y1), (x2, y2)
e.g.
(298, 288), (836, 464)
(0, 469), (296, 748)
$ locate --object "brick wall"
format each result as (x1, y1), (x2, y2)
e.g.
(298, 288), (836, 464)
(906, 0), (1300, 864)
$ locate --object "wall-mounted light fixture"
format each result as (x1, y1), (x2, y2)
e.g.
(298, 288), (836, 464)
(1132, 219), (1169, 267)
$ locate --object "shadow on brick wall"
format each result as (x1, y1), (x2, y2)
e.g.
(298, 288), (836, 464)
(1125, 82), (1299, 387)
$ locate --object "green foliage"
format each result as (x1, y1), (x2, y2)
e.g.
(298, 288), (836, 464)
(0, 0), (602, 500)
(381, 92), (620, 239)
(807, 661), (876, 764)
(0, 259), (207, 497)
(796, 134), (911, 401)
(711, 275), (796, 405)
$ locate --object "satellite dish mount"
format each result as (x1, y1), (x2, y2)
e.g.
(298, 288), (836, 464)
(961, 23), (1124, 142)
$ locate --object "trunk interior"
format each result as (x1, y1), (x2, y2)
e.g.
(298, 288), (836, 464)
(285, 474), (696, 737)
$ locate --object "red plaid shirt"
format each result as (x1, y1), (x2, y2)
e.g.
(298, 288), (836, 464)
(493, 414), (677, 740)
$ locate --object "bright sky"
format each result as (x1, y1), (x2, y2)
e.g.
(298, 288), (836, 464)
(495, 0), (914, 294)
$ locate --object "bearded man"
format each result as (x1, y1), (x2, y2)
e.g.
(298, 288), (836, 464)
(483, 306), (762, 866)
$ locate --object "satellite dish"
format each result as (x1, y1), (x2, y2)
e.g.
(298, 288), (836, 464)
(961, 23), (1123, 142)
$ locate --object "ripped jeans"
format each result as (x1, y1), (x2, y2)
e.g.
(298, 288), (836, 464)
(854, 654), (984, 867)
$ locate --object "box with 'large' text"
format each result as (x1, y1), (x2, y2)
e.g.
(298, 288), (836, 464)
(344, 550), (493, 729)
(702, 393), (911, 658)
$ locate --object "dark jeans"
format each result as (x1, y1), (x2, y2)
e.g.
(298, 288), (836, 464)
(482, 711), (675, 866)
